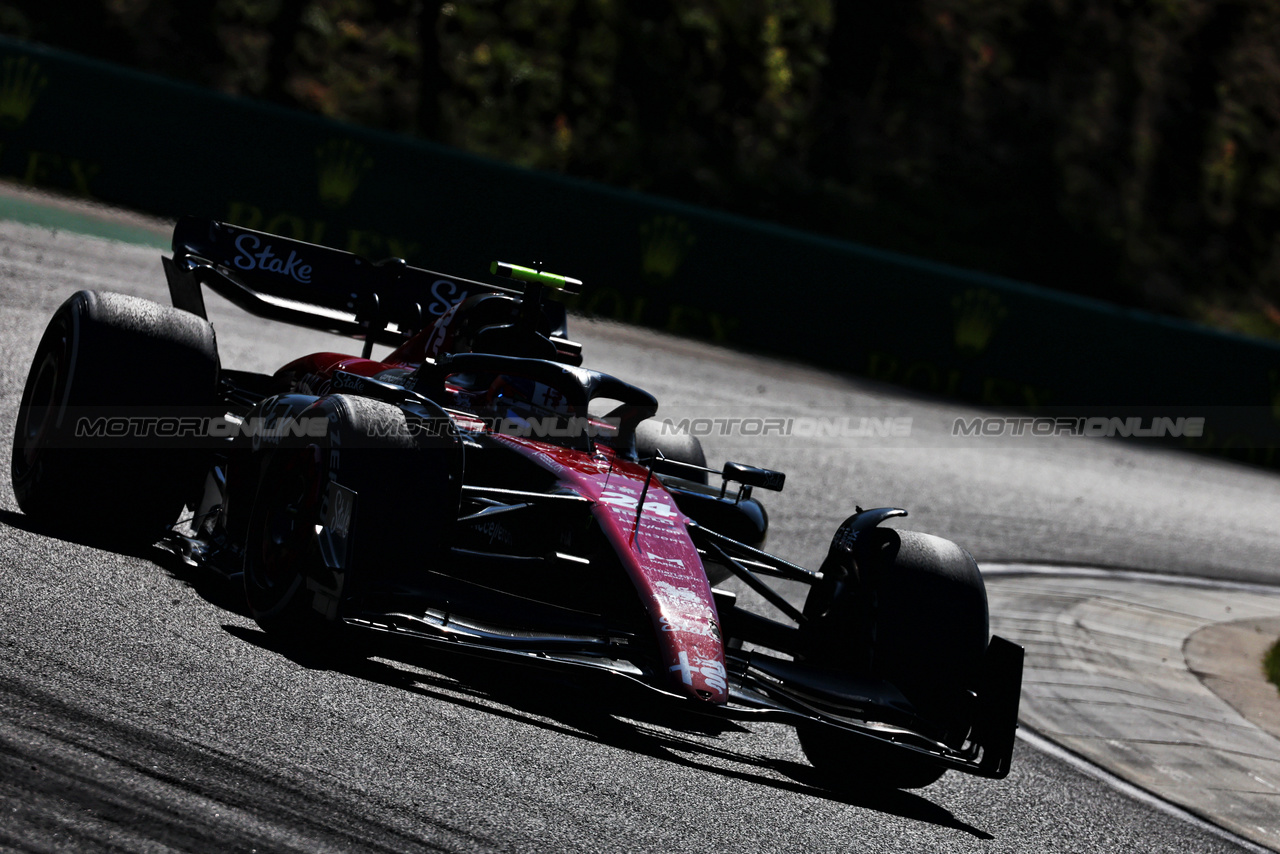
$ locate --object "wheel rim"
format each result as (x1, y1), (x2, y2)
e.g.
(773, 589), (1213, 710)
(248, 448), (323, 603)
(14, 322), (69, 475)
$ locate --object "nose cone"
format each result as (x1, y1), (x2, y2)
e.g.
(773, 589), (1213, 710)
(668, 649), (729, 704)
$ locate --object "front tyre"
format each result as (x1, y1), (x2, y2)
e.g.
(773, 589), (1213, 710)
(242, 394), (462, 647)
(243, 444), (330, 637)
(799, 528), (989, 790)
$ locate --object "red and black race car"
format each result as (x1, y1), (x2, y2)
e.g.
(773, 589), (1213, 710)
(12, 217), (1022, 791)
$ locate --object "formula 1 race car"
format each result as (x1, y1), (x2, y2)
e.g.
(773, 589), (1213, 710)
(11, 217), (1022, 790)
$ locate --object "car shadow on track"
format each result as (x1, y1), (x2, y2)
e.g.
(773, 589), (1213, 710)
(0, 509), (162, 558)
(0, 509), (992, 841)
(0, 507), (250, 618)
(223, 620), (994, 841)
(0, 511), (246, 609)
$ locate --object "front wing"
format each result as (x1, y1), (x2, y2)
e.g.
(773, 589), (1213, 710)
(341, 607), (1023, 780)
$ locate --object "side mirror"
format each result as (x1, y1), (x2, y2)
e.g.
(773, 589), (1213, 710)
(722, 461), (786, 493)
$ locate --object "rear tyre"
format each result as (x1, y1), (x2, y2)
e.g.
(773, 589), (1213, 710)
(11, 290), (219, 542)
(634, 419), (707, 484)
(243, 394), (462, 649)
(799, 528), (989, 790)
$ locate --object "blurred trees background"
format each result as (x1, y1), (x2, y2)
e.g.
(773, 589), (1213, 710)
(2, 0), (1279, 337)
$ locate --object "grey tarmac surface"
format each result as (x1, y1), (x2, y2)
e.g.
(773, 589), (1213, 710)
(2, 217), (1279, 852)
(986, 568), (1280, 850)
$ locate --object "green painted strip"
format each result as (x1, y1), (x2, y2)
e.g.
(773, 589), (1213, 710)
(0, 191), (169, 250)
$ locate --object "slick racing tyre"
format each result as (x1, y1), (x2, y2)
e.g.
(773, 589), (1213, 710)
(634, 419), (707, 484)
(242, 394), (462, 649)
(798, 529), (988, 790)
(11, 290), (219, 542)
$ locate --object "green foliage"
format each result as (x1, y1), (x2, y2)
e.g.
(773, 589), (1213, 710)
(3, 0), (1280, 334)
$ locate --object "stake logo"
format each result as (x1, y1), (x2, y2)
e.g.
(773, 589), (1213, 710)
(233, 233), (313, 283)
(325, 482), (355, 537)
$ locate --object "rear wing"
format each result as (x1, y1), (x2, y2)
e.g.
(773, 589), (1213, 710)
(161, 216), (573, 357)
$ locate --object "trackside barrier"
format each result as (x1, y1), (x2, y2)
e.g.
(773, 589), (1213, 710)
(1, 36), (1278, 465)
